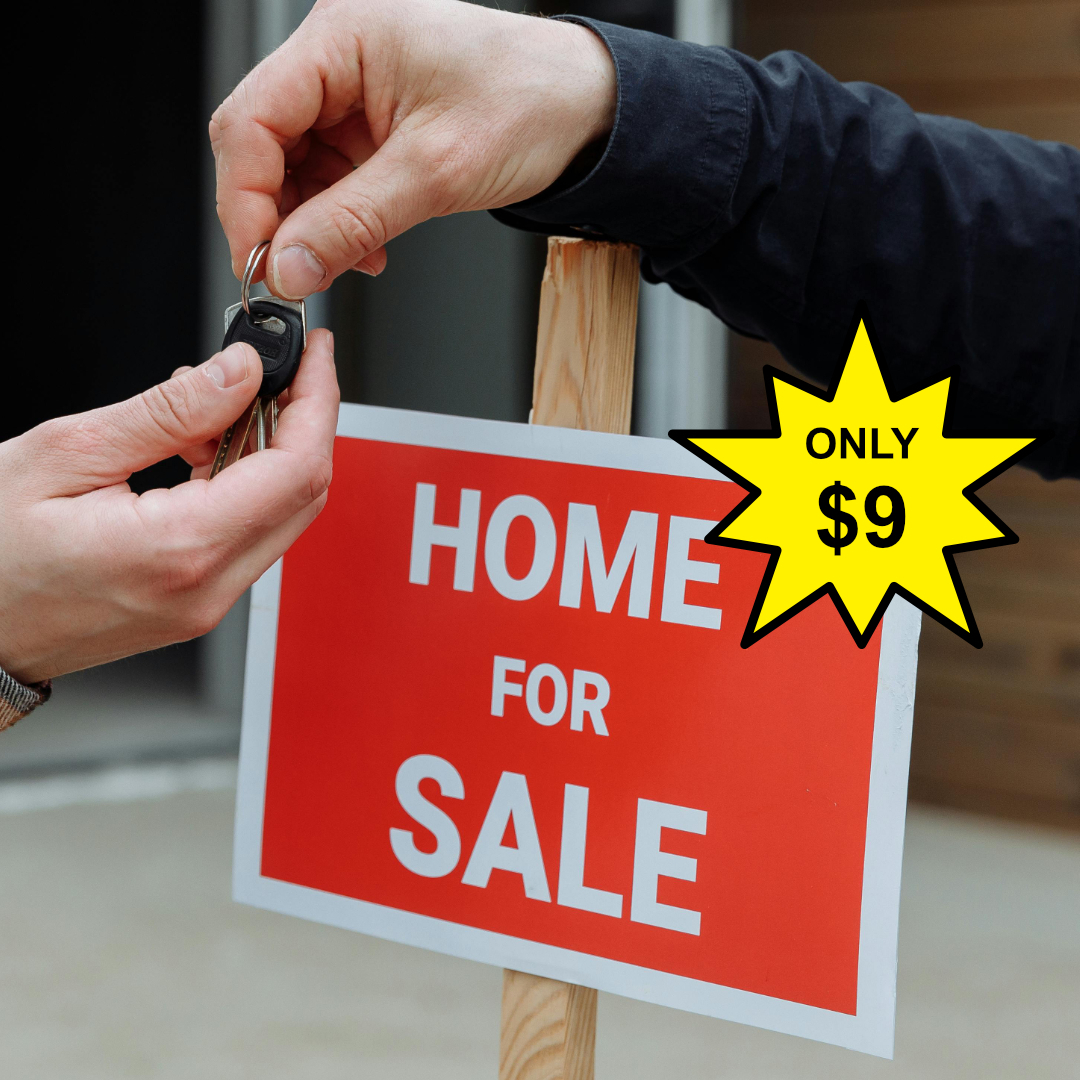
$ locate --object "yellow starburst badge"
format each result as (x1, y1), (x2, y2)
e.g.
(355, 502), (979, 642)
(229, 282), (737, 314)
(672, 314), (1041, 649)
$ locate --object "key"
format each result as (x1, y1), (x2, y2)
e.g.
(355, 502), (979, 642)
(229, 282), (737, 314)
(210, 243), (307, 478)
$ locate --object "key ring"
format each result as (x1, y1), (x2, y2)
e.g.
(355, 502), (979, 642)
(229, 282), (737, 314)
(241, 240), (272, 315)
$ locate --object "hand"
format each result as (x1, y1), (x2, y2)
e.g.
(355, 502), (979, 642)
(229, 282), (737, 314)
(210, 0), (616, 299)
(0, 331), (338, 683)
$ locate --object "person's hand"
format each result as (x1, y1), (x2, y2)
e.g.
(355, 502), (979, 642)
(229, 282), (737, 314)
(0, 331), (338, 684)
(211, 0), (616, 298)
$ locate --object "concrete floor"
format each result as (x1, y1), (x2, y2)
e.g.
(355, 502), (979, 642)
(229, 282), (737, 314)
(1, 778), (1077, 1080)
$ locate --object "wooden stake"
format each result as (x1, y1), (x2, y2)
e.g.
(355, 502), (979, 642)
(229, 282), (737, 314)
(500, 970), (598, 1080)
(530, 237), (640, 434)
(499, 236), (640, 1080)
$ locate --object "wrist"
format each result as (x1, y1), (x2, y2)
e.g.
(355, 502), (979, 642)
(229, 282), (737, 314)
(0, 620), (40, 685)
(548, 19), (617, 154)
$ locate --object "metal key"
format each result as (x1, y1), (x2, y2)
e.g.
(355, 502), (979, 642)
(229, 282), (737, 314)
(210, 241), (307, 477)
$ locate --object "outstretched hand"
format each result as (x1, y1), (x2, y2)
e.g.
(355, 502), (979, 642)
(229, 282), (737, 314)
(0, 331), (338, 683)
(210, 0), (616, 299)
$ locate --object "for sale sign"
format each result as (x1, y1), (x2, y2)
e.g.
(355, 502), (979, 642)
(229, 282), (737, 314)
(234, 404), (919, 1057)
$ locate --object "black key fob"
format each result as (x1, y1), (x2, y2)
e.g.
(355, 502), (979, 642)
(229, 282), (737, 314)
(222, 298), (306, 399)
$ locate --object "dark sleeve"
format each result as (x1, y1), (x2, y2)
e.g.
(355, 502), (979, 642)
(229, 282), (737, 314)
(493, 19), (1080, 480)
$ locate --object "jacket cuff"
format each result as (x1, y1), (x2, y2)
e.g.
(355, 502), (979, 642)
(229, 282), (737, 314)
(0, 665), (51, 732)
(492, 18), (748, 255)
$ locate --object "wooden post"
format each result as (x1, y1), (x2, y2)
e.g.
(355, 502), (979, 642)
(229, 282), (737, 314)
(499, 236), (640, 1080)
(530, 238), (640, 436)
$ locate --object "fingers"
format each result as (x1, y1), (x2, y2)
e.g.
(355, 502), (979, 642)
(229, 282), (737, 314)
(184, 378), (299, 478)
(185, 329), (338, 545)
(113, 329), (337, 643)
(211, 21), (367, 282)
(210, 71), (314, 280)
(163, 489), (330, 647)
(167, 366), (220, 466)
(211, 0), (614, 301)
(266, 133), (440, 298)
(289, 135), (358, 206)
(214, 488), (329, 604)
(23, 344), (263, 498)
(180, 438), (221, 470)
(211, 1), (446, 299)
(354, 247), (387, 276)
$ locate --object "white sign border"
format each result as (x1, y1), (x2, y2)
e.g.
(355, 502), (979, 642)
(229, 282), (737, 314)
(234, 403), (920, 1059)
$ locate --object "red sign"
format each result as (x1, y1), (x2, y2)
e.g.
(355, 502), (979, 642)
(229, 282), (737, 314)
(235, 405), (919, 1057)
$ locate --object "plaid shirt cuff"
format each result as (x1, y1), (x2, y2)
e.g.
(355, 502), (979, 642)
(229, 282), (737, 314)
(0, 666), (51, 732)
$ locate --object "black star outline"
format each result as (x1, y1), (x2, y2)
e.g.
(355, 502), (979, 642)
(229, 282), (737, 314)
(669, 305), (1046, 650)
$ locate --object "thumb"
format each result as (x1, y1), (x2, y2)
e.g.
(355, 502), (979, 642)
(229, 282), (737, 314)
(29, 343), (263, 496)
(266, 135), (436, 299)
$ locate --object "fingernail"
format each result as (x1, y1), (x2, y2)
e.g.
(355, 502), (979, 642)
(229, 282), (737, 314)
(356, 256), (379, 277)
(204, 342), (251, 389)
(327, 331), (335, 357)
(272, 244), (326, 299)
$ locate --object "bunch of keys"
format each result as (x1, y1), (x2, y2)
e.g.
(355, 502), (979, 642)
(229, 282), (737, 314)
(210, 241), (306, 477)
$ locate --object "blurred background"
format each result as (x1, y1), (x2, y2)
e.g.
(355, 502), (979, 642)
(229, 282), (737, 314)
(3, 1), (1077, 1077)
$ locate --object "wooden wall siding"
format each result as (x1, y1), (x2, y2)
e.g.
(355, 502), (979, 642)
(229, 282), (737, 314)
(910, 469), (1080, 830)
(741, 0), (1080, 144)
(734, 0), (1080, 828)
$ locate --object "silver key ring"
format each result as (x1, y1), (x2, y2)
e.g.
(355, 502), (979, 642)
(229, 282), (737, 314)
(241, 240), (272, 315)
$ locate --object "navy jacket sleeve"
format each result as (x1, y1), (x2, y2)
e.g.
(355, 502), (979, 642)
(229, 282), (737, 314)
(493, 19), (1080, 480)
